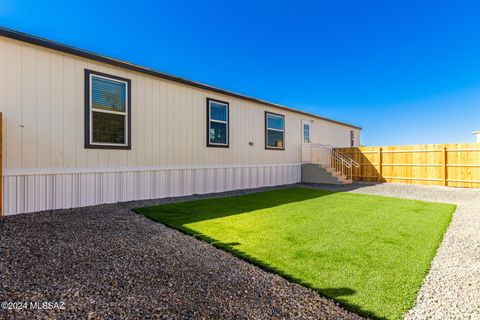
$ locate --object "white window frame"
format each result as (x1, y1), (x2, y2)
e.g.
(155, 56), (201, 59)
(207, 99), (229, 147)
(265, 112), (285, 150)
(89, 73), (129, 147)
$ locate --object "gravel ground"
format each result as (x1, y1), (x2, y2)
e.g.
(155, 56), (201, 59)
(0, 185), (363, 320)
(1, 182), (478, 319)
(305, 182), (480, 320)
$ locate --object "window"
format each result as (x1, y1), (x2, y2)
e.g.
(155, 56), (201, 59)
(265, 112), (285, 150)
(350, 130), (355, 147)
(303, 123), (310, 143)
(85, 70), (131, 149)
(207, 98), (229, 147)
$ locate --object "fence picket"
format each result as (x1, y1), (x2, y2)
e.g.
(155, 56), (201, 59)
(336, 143), (480, 188)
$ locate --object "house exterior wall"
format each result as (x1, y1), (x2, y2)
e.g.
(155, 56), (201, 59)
(0, 36), (360, 215)
(473, 132), (480, 143)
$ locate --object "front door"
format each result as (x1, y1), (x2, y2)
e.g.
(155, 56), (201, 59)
(301, 120), (311, 162)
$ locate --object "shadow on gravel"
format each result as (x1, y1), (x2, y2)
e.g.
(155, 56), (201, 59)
(141, 220), (387, 320)
(135, 188), (390, 320)
(302, 181), (386, 193)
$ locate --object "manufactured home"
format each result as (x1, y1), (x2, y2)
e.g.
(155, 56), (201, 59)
(0, 28), (360, 215)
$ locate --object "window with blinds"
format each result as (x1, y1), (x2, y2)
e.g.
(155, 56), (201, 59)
(85, 70), (131, 149)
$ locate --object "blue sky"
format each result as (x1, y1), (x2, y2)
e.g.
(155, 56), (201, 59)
(1, 0), (479, 145)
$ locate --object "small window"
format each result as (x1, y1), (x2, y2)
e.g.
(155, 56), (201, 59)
(85, 70), (131, 149)
(303, 124), (310, 143)
(350, 130), (355, 147)
(207, 98), (229, 147)
(265, 112), (285, 150)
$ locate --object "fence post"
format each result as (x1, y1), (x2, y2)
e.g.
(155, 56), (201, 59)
(378, 147), (382, 182)
(358, 150), (362, 181)
(442, 146), (447, 186)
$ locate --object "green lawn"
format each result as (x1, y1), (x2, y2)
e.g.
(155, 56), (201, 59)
(135, 187), (455, 319)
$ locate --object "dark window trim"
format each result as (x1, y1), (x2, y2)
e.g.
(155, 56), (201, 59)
(206, 98), (230, 148)
(84, 69), (132, 150)
(350, 130), (355, 147)
(265, 111), (285, 151)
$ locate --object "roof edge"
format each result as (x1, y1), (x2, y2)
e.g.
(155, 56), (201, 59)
(0, 26), (361, 130)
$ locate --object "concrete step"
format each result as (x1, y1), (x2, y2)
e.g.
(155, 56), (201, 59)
(322, 166), (346, 179)
(301, 163), (345, 185)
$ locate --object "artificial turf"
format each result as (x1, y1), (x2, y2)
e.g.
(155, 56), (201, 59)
(135, 187), (455, 319)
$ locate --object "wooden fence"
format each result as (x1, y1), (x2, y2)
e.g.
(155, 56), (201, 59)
(336, 143), (480, 188)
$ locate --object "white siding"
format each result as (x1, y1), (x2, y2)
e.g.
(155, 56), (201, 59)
(0, 36), (360, 215)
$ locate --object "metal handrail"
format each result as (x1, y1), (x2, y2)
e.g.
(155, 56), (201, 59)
(324, 145), (360, 168)
(302, 143), (359, 182)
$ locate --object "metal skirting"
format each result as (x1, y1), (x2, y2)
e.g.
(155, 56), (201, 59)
(3, 164), (301, 215)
